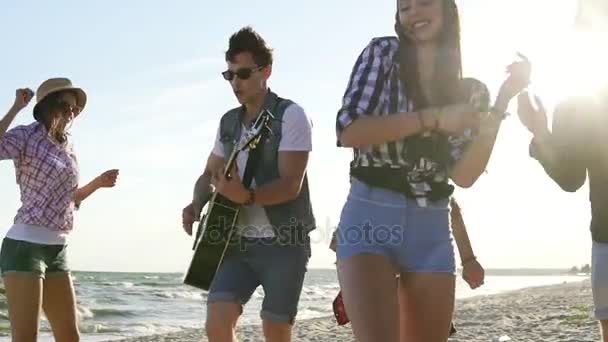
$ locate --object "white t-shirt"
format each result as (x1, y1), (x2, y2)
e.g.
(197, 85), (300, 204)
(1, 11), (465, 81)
(211, 103), (313, 238)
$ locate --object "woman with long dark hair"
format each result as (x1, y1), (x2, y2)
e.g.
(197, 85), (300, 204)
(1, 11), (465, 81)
(334, 0), (529, 341)
(0, 78), (119, 341)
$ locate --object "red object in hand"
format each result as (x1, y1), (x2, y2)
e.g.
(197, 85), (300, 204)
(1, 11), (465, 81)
(333, 291), (350, 326)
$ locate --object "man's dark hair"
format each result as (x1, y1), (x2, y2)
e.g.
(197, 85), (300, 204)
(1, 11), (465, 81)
(225, 26), (273, 67)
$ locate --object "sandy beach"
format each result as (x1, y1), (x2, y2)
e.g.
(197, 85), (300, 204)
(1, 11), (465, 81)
(116, 278), (599, 342)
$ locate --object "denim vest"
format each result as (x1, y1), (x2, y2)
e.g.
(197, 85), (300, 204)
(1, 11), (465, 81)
(219, 90), (316, 246)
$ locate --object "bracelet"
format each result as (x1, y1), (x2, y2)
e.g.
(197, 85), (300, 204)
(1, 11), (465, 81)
(243, 189), (255, 206)
(488, 106), (509, 121)
(461, 256), (477, 267)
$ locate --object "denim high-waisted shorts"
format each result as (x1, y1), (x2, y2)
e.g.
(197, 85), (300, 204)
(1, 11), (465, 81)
(336, 178), (455, 274)
(0, 238), (69, 278)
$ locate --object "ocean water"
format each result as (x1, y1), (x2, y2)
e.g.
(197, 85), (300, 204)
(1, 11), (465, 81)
(0, 269), (587, 341)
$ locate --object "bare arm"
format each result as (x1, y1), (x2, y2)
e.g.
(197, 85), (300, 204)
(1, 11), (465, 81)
(1, 89), (33, 139)
(193, 153), (225, 214)
(450, 115), (502, 188)
(251, 151), (309, 206)
(339, 111), (434, 147)
(74, 181), (99, 209)
(73, 170), (119, 209)
(451, 198), (485, 289)
(449, 89), (511, 188)
(450, 198), (475, 263)
(530, 103), (588, 192)
(531, 137), (587, 192)
(336, 39), (436, 148)
(181, 152), (225, 235)
(192, 173), (212, 215)
(451, 57), (532, 188)
(0, 89), (35, 161)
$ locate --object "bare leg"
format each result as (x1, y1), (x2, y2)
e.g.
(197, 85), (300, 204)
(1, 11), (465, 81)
(3, 274), (43, 342)
(262, 320), (292, 342)
(338, 254), (399, 342)
(206, 302), (241, 342)
(399, 272), (455, 342)
(42, 273), (80, 342)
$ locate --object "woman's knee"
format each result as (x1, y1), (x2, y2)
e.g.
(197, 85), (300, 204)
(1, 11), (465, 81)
(53, 326), (80, 342)
(12, 329), (38, 342)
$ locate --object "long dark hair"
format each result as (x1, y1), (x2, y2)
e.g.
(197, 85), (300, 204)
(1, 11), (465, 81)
(394, 0), (463, 110)
(34, 90), (75, 143)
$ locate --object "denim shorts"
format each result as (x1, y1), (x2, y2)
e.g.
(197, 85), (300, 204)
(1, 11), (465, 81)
(336, 178), (455, 274)
(592, 241), (608, 320)
(0, 238), (70, 278)
(207, 238), (309, 324)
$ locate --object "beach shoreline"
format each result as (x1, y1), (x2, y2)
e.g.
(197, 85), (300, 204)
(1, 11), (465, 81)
(115, 278), (599, 342)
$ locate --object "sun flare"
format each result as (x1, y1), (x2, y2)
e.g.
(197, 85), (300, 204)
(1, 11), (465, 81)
(532, 29), (608, 103)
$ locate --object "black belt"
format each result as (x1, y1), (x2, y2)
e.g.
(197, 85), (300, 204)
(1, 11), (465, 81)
(349, 166), (454, 201)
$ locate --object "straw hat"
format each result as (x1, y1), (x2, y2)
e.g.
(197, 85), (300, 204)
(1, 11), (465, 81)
(33, 78), (87, 121)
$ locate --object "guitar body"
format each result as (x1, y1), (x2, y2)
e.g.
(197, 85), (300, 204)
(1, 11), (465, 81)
(183, 192), (240, 290)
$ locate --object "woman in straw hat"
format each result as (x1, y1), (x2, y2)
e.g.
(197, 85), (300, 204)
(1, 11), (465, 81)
(0, 78), (119, 341)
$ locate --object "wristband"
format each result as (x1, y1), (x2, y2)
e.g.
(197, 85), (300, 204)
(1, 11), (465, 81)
(488, 106), (509, 120)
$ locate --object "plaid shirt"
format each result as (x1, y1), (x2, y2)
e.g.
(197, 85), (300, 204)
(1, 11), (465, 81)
(336, 37), (488, 204)
(0, 122), (79, 232)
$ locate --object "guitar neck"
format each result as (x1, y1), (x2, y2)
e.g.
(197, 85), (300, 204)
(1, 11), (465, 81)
(223, 148), (240, 178)
(223, 112), (269, 178)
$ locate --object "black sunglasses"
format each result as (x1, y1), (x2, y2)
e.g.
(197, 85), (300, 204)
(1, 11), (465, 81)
(221, 66), (265, 81)
(57, 100), (81, 116)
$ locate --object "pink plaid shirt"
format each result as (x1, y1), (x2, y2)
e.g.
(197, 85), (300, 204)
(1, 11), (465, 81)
(0, 122), (79, 232)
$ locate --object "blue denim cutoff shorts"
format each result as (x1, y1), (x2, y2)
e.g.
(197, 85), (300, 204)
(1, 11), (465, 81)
(207, 238), (309, 324)
(336, 178), (455, 274)
(0, 238), (70, 278)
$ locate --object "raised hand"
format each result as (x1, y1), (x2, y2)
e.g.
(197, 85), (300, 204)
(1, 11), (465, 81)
(498, 52), (532, 103)
(13, 88), (34, 111)
(517, 92), (549, 136)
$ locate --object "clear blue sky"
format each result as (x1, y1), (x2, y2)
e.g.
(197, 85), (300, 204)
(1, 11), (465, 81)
(0, 0), (602, 272)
